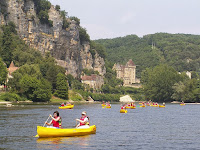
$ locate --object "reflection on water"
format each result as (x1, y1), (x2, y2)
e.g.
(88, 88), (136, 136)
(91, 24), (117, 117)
(37, 135), (91, 149)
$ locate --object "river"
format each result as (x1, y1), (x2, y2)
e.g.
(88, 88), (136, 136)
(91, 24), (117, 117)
(0, 103), (200, 150)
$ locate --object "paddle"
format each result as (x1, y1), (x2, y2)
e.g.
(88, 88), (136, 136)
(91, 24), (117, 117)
(34, 115), (51, 137)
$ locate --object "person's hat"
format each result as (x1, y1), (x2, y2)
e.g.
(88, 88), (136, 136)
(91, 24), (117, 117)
(82, 111), (86, 115)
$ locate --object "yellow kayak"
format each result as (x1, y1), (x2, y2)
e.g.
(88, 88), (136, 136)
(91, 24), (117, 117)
(153, 105), (159, 107)
(120, 109), (127, 113)
(159, 105), (165, 108)
(140, 105), (146, 108)
(139, 102), (143, 105)
(125, 106), (136, 109)
(59, 105), (74, 109)
(37, 125), (96, 138)
(106, 105), (111, 108)
(180, 103), (185, 106)
(102, 104), (106, 107)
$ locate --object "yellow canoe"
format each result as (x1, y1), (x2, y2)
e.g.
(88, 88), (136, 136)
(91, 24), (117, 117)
(140, 105), (146, 108)
(59, 105), (74, 109)
(153, 105), (159, 107)
(106, 105), (111, 108)
(159, 105), (165, 108)
(139, 102), (143, 105)
(125, 106), (136, 109)
(180, 104), (185, 106)
(37, 125), (96, 138)
(120, 109), (127, 113)
(102, 104), (106, 107)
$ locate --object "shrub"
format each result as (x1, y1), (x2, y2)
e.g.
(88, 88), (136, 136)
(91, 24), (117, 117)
(69, 16), (80, 25)
(79, 27), (90, 44)
(0, 92), (24, 102)
(55, 5), (60, 11)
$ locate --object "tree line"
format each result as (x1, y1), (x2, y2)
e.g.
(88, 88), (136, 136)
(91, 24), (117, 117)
(95, 33), (200, 78)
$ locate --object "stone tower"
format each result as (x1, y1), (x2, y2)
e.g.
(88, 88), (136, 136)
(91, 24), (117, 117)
(113, 59), (136, 86)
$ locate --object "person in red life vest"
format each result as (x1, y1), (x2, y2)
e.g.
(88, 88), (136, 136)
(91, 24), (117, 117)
(61, 102), (64, 107)
(76, 111), (90, 128)
(121, 104), (124, 109)
(66, 102), (71, 106)
(107, 101), (111, 106)
(45, 111), (62, 128)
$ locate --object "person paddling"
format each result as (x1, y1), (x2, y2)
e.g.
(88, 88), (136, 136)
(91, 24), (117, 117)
(76, 111), (90, 128)
(45, 111), (62, 128)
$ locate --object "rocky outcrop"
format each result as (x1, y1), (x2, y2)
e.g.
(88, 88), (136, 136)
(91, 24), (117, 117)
(120, 95), (134, 103)
(0, 0), (106, 77)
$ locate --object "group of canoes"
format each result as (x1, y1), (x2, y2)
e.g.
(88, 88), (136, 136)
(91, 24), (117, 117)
(102, 101), (111, 108)
(119, 100), (186, 113)
(36, 110), (96, 138)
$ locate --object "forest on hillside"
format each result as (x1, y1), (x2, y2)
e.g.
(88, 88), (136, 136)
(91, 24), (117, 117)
(95, 33), (200, 77)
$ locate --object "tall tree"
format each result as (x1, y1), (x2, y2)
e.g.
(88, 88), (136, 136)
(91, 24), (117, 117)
(0, 58), (7, 84)
(55, 73), (68, 99)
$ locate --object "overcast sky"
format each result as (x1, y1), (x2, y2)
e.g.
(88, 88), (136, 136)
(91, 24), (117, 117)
(49, 0), (200, 40)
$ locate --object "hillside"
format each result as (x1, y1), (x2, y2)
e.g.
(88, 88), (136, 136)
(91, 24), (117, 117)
(95, 33), (200, 77)
(0, 0), (106, 77)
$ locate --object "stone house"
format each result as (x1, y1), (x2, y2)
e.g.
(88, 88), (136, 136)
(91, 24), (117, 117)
(81, 74), (104, 90)
(113, 59), (140, 86)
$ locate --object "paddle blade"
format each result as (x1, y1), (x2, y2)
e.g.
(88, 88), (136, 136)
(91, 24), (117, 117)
(34, 134), (39, 137)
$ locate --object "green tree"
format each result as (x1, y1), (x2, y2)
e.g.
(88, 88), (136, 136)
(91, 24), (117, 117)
(0, 58), (7, 84)
(38, 10), (49, 24)
(55, 5), (60, 11)
(1, 22), (17, 66)
(79, 27), (90, 44)
(55, 73), (68, 99)
(19, 75), (51, 102)
(141, 64), (183, 102)
(69, 16), (80, 25)
(66, 74), (74, 88)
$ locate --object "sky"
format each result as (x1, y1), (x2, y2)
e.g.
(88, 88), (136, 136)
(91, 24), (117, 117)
(49, 0), (200, 40)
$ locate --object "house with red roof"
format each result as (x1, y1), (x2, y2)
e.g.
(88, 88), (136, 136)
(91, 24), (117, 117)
(7, 61), (19, 80)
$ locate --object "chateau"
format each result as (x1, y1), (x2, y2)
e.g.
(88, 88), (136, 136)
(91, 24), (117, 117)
(113, 59), (140, 86)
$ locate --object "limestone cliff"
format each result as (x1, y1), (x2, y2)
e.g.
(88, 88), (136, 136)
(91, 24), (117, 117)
(0, 0), (106, 77)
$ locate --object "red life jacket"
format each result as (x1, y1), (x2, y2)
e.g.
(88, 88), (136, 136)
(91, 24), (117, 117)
(121, 106), (124, 109)
(80, 116), (89, 126)
(52, 117), (60, 128)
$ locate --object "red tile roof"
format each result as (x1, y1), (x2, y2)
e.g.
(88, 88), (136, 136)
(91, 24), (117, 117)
(126, 59), (135, 66)
(7, 61), (19, 75)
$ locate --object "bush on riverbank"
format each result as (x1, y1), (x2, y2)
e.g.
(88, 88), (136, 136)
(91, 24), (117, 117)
(0, 92), (25, 102)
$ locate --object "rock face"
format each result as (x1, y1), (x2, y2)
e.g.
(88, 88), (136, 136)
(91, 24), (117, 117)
(0, 0), (106, 77)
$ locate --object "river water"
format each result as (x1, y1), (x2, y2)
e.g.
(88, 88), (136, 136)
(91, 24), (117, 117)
(1, 103), (200, 150)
